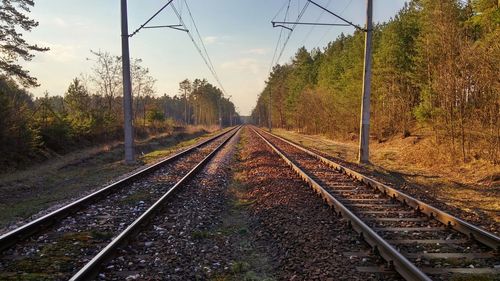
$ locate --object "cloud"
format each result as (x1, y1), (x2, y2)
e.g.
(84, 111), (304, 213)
(52, 17), (68, 28)
(34, 42), (80, 63)
(221, 58), (263, 75)
(242, 48), (268, 55)
(203, 36), (218, 44)
(40, 14), (96, 32)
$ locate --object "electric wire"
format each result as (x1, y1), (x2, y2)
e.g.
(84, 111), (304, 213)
(130, 0), (175, 37)
(299, 0), (333, 46)
(315, 0), (353, 46)
(274, 0), (310, 65)
(127, 0), (228, 96)
(182, 0), (221, 89)
(179, 0), (228, 96)
(268, 0), (292, 75)
(272, 0), (289, 22)
(171, 1), (228, 96)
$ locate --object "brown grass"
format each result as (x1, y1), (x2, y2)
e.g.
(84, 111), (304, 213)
(0, 126), (218, 229)
(273, 128), (500, 227)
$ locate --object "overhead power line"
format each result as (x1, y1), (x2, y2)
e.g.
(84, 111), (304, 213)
(266, 0), (308, 133)
(269, 0), (375, 163)
(315, 0), (353, 46)
(130, 0), (175, 37)
(268, 0), (292, 74)
(299, 0), (333, 45)
(272, 0), (290, 23)
(273, 21), (349, 27)
(172, 0), (228, 96)
(308, 0), (364, 31)
(129, 0), (228, 96)
(182, 0), (225, 93)
(273, 0), (310, 65)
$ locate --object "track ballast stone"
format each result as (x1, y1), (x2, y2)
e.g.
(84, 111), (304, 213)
(100, 130), (245, 280)
(237, 128), (402, 281)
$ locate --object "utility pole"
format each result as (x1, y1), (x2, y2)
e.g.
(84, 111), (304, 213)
(184, 89), (188, 125)
(358, 0), (373, 164)
(218, 98), (222, 128)
(121, 0), (135, 164)
(228, 95), (233, 127)
(269, 86), (272, 132)
(271, 0), (373, 162)
(119, 0), (181, 164)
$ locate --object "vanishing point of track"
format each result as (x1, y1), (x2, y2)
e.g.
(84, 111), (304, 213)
(0, 125), (498, 281)
(0, 126), (241, 280)
(252, 126), (499, 281)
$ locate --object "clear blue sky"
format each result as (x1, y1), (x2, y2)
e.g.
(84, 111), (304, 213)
(23, 0), (407, 115)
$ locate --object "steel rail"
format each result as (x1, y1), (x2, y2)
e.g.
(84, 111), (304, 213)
(69, 126), (241, 281)
(258, 128), (500, 251)
(0, 126), (238, 252)
(252, 127), (434, 281)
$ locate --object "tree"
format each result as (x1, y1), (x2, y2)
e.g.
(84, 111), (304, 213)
(252, 0), (499, 163)
(0, 0), (48, 87)
(65, 78), (92, 136)
(89, 50), (122, 117)
(372, 2), (420, 138)
(179, 79), (192, 125)
(0, 76), (40, 168)
(131, 58), (156, 128)
(286, 47), (315, 128)
(147, 108), (165, 131)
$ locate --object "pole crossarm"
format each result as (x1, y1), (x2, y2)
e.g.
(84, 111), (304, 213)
(129, 0), (175, 37)
(272, 21), (350, 27)
(307, 0), (366, 31)
(272, 23), (293, 31)
(143, 24), (189, 32)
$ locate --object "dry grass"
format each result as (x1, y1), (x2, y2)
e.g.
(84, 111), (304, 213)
(0, 126), (218, 228)
(273, 128), (500, 226)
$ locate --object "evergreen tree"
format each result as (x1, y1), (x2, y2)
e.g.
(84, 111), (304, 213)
(0, 0), (48, 86)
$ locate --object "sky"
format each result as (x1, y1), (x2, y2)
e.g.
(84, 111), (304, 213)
(22, 0), (408, 115)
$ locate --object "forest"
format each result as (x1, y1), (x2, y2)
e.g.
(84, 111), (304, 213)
(252, 0), (499, 164)
(0, 1), (239, 171)
(0, 50), (237, 169)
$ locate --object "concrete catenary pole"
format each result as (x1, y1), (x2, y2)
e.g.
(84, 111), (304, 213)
(184, 90), (188, 125)
(228, 95), (233, 127)
(358, 0), (373, 164)
(269, 86), (272, 132)
(121, 0), (135, 164)
(218, 97), (222, 128)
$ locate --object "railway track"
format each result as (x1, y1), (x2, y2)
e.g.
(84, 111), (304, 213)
(252, 127), (499, 281)
(0, 126), (241, 280)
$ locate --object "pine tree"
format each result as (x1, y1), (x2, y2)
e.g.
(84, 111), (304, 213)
(0, 0), (48, 86)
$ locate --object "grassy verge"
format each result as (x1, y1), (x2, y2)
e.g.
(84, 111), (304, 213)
(210, 130), (275, 281)
(272, 128), (499, 227)
(0, 127), (221, 228)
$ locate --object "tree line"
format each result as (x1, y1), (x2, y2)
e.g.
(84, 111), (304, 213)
(252, 0), (499, 164)
(0, 50), (237, 169)
(0, 1), (239, 170)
